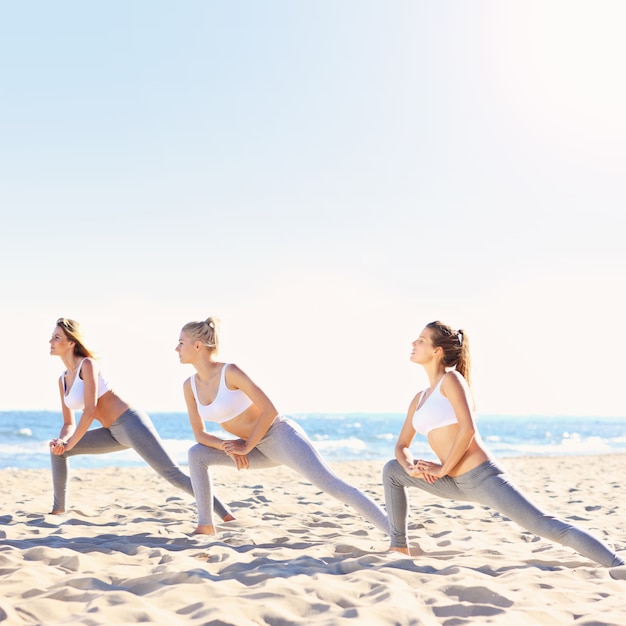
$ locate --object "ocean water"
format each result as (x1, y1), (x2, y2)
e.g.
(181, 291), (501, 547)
(1, 411), (626, 471)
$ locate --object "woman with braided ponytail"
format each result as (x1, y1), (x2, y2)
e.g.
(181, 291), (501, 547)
(176, 316), (389, 537)
(383, 320), (625, 571)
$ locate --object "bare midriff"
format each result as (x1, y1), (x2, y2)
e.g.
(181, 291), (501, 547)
(428, 423), (490, 477)
(93, 391), (132, 428)
(218, 404), (277, 440)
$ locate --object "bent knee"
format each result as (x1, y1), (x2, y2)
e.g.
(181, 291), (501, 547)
(188, 443), (208, 464)
(383, 458), (402, 480)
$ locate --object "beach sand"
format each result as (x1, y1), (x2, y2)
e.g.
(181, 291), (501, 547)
(1, 455), (624, 625)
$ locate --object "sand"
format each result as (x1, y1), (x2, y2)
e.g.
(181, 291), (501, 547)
(1, 454), (625, 626)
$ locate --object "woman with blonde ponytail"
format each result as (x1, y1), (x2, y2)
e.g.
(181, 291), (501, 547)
(382, 320), (625, 571)
(176, 316), (389, 537)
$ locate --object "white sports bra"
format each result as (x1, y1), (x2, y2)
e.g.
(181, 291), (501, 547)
(189, 363), (253, 424)
(412, 376), (458, 436)
(62, 358), (112, 410)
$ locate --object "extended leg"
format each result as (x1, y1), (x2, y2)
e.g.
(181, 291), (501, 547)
(467, 466), (625, 567)
(109, 408), (233, 520)
(256, 418), (389, 534)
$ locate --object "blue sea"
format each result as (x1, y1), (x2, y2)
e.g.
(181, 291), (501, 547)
(1, 411), (626, 471)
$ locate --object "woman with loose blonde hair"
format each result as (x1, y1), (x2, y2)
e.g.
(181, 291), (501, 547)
(49, 317), (233, 521)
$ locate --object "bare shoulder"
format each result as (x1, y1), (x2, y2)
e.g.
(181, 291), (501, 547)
(441, 370), (468, 394)
(408, 389), (425, 412)
(223, 363), (267, 398)
(224, 362), (247, 376)
(223, 362), (249, 385)
(80, 357), (98, 375)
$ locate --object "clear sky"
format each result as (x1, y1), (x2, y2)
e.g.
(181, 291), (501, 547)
(1, 1), (625, 418)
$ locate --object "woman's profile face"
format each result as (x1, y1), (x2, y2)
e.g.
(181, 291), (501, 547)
(49, 325), (73, 356)
(176, 331), (196, 364)
(410, 328), (435, 364)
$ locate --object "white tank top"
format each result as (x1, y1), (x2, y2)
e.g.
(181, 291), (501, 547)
(189, 363), (253, 424)
(62, 358), (112, 410)
(412, 376), (458, 436)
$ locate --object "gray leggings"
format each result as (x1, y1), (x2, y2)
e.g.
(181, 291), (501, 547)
(383, 458), (624, 567)
(188, 416), (389, 533)
(50, 407), (231, 519)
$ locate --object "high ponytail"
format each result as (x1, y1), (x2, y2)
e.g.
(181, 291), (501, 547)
(181, 316), (220, 352)
(426, 320), (471, 386)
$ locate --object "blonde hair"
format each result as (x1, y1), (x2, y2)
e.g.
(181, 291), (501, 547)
(56, 318), (96, 359)
(182, 316), (220, 352)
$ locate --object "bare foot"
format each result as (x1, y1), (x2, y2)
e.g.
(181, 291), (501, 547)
(191, 525), (216, 536)
(222, 514), (236, 522)
(388, 546), (411, 556)
(49, 510), (65, 515)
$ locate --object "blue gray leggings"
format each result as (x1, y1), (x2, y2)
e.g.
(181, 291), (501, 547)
(50, 407), (231, 519)
(188, 416), (389, 533)
(383, 458), (624, 567)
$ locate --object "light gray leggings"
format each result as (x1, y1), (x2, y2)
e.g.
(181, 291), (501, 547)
(50, 407), (231, 519)
(188, 416), (389, 533)
(383, 458), (624, 567)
